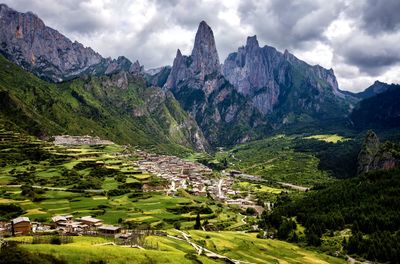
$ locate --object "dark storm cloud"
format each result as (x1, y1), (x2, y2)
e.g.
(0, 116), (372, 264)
(361, 0), (400, 34)
(237, 0), (344, 49)
(331, 0), (400, 76)
(337, 42), (400, 76)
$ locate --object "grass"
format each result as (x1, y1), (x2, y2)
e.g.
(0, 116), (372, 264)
(235, 181), (284, 194)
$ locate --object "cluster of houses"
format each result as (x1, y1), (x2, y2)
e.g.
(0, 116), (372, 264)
(137, 152), (213, 195)
(0, 215), (123, 237)
(136, 152), (263, 214)
(53, 135), (114, 146)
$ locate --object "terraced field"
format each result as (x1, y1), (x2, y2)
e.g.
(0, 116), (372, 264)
(0, 129), (245, 229)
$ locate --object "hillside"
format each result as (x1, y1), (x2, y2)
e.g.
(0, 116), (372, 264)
(269, 168), (400, 263)
(350, 84), (400, 130)
(0, 55), (207, 155)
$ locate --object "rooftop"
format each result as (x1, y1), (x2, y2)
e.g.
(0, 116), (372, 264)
(12, 217), (30, 224)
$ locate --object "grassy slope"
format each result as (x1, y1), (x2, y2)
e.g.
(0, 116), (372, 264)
(221, 135), (335, 186)
(0, 55), (200, 155)
(9, 234), (346, 264)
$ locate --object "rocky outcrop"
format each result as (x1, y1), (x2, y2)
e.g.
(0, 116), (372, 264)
(357, 131), (400, 174)
(0, 4), (138, 82)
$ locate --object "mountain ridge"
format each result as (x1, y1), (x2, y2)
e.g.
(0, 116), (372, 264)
(0, 4), (142, 82)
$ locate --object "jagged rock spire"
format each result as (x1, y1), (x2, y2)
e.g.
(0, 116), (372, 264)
(164, 21), (221, 89)
(191, 20), (220, 78)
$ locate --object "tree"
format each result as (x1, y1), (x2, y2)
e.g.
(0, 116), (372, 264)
(245, 207), (257, 216)
(194, 213), (201, 230)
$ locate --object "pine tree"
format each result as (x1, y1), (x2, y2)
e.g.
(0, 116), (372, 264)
(194, 213), (201, 230)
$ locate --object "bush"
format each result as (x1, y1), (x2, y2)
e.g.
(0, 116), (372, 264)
(50, 236), (61, 245)
(173, 222), (181, 230)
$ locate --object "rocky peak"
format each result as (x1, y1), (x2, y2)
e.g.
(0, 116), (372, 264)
(164, 21), (221, 91)
(246, 35), (259, 49)
(130, 60), (143, 74)
(191, 20), (220, 79)
(222, 35), (281, 113)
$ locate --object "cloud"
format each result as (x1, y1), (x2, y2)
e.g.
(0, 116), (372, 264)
(1, 0), (400, 92)
(360, 0), (400, 34)
(333, 32), (400, 76)
(237, 0), (345, 49)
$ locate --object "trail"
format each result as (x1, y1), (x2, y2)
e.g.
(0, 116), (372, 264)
(217, 178), (224, 198)
(222, 171), (310, 192)
(276, 182), (309, 192)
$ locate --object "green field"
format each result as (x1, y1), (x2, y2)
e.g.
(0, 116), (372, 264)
(304, 134), (350, 143)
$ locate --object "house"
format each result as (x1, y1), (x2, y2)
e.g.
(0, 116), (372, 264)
(79, 216), (103, 227)
(98, 225), (121, 235)
(51, 215), (73, 228)
(11, 217), (31, 235)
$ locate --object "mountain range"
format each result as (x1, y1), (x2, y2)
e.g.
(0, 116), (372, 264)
(0, 4), (399, 151)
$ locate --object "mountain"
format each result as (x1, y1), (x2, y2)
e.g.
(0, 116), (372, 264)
(0, 4), (138, 82)
(354, 80), (398, 99)
(164, 21), (270, 146)
(222, 35), (353, 123)
(0, 54), (208, 154)
(350, 83), (400, 129)
(164, 21), (354, 146)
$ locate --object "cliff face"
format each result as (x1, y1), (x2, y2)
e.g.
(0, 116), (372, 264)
(0, 4), (137, 82)
(222, 36), (281, 114)
(223, 35), (350, 119)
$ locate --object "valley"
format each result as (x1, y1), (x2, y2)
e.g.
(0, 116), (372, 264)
(0, 3), (399, 264)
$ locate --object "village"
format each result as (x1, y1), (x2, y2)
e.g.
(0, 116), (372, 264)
(136, 151), (261, 209)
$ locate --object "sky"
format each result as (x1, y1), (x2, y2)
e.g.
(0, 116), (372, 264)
(4, 0), (400, 92)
